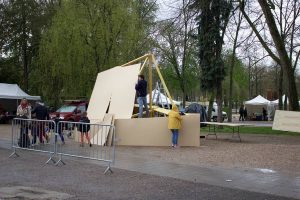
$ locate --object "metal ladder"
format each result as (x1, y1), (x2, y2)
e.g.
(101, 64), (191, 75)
(153, 81), (171, 111)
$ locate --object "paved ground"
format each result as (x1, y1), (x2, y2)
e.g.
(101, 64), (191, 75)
(0, 124), (299, 199)
(0, 148), (297, 200)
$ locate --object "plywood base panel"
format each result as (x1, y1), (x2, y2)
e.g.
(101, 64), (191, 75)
(272, 110), (300, 133)
(115, 114), (200, 147)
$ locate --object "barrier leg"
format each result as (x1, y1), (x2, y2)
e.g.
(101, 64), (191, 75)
(9, 148), (19, 158)
(46, 152), (56, 164)
(104, 162), (113, 174)
(55, 153), (66, 166)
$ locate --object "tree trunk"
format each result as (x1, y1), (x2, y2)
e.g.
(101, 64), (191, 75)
(258, 0), (299, 111)
(21, 1), (29, 92)
(216, 81), (223, 122)
(248, 57), (251, 98)
(228, 54), (234, 122)
(255, 69), (258, 96)
(228, 11), (242, 122)
(182, 89), (186, 108)
(207, 92), (215, 122)
(278, 66), (283, 110)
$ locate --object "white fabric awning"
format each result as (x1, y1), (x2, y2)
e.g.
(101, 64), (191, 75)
(147, 89), (180, 105)
(271, 95), (289, 104)
(0, 83), (41, 100)
(245, 95), (270, 105)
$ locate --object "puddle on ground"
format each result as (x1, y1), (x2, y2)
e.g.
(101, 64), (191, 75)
(255, 168), (276, 174)
(0, 186), (73, 199)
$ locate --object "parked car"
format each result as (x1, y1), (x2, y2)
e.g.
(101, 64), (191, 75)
(210, 106), (227, 122)
(49, 100), (88, 123)
(185, 103), (208, 127)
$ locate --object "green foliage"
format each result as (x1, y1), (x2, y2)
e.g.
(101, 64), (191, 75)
(193, 0), (232, 91)
(34, 0), (157, 107)
(201, 126), (300, 136)
(160, 58), (200, 99)
(223, 52), (249, 101)
(0, 57), (22, 83)
(0, 0), (59, 91)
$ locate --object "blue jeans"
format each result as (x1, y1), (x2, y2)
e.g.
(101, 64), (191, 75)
(171, 129), (179, 145)
(137, 97), (149, 118)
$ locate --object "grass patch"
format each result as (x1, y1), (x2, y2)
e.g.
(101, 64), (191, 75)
(200, 126), (300, 136)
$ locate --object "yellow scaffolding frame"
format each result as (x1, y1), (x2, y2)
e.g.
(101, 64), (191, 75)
(121, 54), (174, 117)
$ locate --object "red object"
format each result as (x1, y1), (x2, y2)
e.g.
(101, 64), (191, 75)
(49, 100), (88, 122)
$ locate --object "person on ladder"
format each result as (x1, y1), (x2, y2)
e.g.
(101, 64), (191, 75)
(135, 75), (149, 118)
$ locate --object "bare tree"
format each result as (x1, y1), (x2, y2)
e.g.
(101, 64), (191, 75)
(239, 0), (300, 111)
(155, 0), (197, 107)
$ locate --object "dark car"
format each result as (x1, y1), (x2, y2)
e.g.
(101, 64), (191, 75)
(185, 103), (208, 127)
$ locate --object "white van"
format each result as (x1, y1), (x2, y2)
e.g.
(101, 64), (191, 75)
(206, 104), (227, 122)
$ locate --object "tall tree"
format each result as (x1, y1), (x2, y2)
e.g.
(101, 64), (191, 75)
(227, 8), (243, 122)
(1, 0), (59, 92)
(192, 0), (232, 122)
(36, 0), (157, 106)
(239, 0), (299, 111)
(155, 0), (198, 107)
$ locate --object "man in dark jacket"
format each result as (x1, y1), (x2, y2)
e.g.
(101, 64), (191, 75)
(135, 75), (149, 118)
(239, 105), (244, 121)
(32, 102), (49, 144)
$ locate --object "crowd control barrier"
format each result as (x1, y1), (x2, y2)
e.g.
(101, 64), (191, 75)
(9, 118), (57, 164)
(9, 118), (115, 174)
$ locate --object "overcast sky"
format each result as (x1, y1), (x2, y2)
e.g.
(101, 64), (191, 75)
(155, 0), (283, 70)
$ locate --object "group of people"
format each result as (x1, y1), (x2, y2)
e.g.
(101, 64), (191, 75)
(239, 104), (268, 121)
(15, 74), (182, 149)
(135, 74), (182, 148)
(16, 98), (92, 148)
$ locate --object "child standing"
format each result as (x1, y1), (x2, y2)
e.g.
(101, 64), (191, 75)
(54, 113), (65, 144)
(168, 104), (182, 148)
(78, 112), (91, 147)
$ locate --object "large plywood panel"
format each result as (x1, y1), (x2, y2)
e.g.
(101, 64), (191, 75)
(87, 69), (116, 122)
(91, 114), (114, 145)
(272, 110), (300, 133)
(115, 114), (200, 147)
(109, 64), (140, 119)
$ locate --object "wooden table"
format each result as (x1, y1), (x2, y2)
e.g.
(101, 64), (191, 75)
(200, 122), (252, 142)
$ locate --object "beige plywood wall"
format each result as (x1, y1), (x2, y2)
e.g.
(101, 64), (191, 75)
(272, 110), (300, 133)
(87, 64), (140, 123)
(108, 64), (140, 119)
(115, 114), (200, 147)
(87, 68), (116, 123)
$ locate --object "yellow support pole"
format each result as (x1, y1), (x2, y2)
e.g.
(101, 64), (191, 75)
(139, 57), (148, 73)
(148, 55), (153, 117)
(121, 54), (150, 67)
(151, 54), (174, 105)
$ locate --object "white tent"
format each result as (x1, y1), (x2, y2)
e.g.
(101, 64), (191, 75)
(245, 95), (270, 119)
(0, 83), (41, 100)
(271, 94), (289, 105)
(0, 83), (41, 112)
(245, 95), (270, 105)
(147, 89), (181, 106)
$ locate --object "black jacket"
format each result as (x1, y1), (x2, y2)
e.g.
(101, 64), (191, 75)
(77, 117), (90, 133)
(32, 105), (49, 120)
(135, 80), (147, 97)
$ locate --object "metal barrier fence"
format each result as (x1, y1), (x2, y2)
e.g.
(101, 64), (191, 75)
(55, 121), (115, 174)
(9, 118), (115, 174)
(9, 118), (57, 164)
